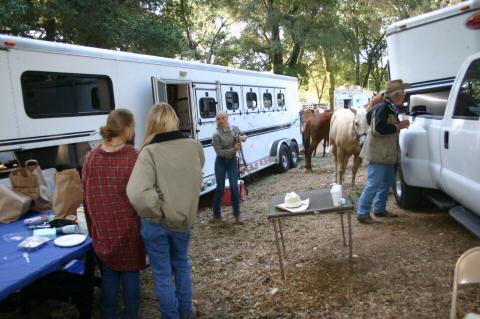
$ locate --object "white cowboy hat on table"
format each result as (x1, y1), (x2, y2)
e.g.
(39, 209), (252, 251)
(277, 192), (309, 212)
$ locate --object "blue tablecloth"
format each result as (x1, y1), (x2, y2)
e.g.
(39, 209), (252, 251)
(0, 212), (92, 302)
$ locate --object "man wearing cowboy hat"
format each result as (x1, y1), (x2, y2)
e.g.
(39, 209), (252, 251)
(357, 79), (411, 224)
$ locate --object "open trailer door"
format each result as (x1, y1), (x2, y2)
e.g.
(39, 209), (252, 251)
(151, 77), (168, 104)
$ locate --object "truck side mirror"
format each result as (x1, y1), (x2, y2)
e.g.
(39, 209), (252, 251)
(408, 105), (429, 116)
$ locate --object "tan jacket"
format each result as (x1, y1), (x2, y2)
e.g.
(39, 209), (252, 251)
(127, 131), (205, 231)
(360, 106), (400, 164)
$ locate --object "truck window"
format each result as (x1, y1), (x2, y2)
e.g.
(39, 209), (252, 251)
(408, 89), (450, 117)
(246, 92), (257, 110)
(199, 97), (217, 118)
(453, 59), (480, 119)
(21, 71), (114, 118)
(225, 91), (239, 111)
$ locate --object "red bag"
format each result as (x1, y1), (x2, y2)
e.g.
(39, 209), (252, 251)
(221, 180), (247, 206)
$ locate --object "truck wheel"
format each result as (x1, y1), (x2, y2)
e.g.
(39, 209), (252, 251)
(276, 144), (290, 173)
(394, 165), (422, 209)
(289, 142), (299, 168)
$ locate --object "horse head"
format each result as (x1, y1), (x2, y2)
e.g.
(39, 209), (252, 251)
(349, 106), (368, 149)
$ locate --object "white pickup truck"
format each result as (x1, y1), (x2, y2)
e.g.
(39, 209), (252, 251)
(386, 0), (480, 236)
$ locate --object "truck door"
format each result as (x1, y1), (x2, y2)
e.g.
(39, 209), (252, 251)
(440, 58), (480, 211)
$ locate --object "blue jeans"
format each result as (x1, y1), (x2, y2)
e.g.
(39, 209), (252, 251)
(213, 156), (240, 217)
(357, 163), (396, 217)
(141, 220), (192, 319)
(101, 264), (141, 319)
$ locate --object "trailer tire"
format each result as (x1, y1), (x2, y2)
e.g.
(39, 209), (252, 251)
(276, 144), (290, 173)
(394, 165), (422, 209)
(289, 142), (299, 168)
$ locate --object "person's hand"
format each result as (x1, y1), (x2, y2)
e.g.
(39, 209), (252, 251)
(240, 135), (247, 142)
(234, 143), (241, 151)
(399, 120), (410, 129)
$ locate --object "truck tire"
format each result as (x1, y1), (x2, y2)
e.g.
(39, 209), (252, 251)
(394, 165), (422, 209)
(276, 144), (290, 173)
(289, 142), (299, 168)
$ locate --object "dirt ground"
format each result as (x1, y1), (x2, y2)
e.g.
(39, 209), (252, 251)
(2, 152), (480, 319)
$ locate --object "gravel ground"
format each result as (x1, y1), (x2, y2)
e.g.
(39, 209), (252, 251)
(2, 153), (480, 319)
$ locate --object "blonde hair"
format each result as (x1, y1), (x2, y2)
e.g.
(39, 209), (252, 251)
(143, 103), (179, 146)
(100, 109), (134, 141)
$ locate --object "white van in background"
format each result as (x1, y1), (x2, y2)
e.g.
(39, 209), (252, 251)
(333, 86), (373, 110)
(0, 35), (303, 194)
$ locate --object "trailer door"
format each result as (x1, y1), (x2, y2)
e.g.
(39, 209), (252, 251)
(151, 77), (168, 104)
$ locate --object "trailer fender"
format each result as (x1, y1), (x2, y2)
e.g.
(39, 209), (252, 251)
(269, 139), (291, 163)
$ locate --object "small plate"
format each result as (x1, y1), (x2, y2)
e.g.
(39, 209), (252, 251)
(54, 234), (87, 247)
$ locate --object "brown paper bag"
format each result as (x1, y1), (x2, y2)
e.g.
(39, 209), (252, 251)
(0, 185), (32, 223)
(9, 159), (52, 212)
(52, 168), (84, 218)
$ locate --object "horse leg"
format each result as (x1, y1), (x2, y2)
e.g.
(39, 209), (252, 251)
(338, 150), (349, 185)
(308, 139), (321, 172)
(330, 142), (338, 183)
(351, 155), (362, 186)
(322, 138), (328, 157)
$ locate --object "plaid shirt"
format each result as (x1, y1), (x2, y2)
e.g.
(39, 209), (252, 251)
(82, 145), (146, 271)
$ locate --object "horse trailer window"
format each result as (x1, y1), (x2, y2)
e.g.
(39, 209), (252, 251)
(21, 71), (114, 118)
(246, 92), (257, 109)
(454, 59), (480, 119)
(225, 91), (239, 110)
(277, 93), (285, 108)
(263, 93), (273, 109)
(199, 97), (217, 118)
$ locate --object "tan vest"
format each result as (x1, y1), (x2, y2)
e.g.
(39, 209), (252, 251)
(360, 109), (400, 164)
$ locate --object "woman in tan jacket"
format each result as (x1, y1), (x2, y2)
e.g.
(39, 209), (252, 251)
(127, 103), (204, 319)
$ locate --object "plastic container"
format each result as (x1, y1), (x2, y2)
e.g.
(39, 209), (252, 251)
(330, 184), (342, 207)
(18, 236), (49, 251)
(76, 206), (89, 235)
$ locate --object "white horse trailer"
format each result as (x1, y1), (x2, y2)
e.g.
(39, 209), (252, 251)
(333, 86), (372, 110)
(0, 35), (303, 194)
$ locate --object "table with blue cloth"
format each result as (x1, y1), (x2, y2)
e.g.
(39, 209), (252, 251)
(0, 212), (95, 318)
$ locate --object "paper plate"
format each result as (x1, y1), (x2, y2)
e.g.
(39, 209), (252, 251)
(54, 234), (87, 247)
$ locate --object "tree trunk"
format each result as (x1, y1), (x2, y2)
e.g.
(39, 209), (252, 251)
(354, 25), (360, 85)
(44, 18), (56, 41)
(319, 76), (327, 102)
(268, 0), (283, 74)
(321, 47), (335, 111)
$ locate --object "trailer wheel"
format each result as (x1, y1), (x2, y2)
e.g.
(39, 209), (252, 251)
(289, 142), (299, 168)
(276, 144), (290, 173)
(393, 165), (422, 209)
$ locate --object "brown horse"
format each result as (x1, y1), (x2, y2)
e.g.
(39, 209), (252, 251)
(303, 111), (333, 171)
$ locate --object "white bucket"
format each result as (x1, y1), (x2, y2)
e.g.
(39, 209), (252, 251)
(330, 184), (342, 207)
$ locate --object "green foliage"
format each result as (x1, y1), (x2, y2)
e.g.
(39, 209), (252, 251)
(0, 0), (463, 104)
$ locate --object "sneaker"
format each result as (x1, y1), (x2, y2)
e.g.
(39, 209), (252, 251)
(233, 216), (244, 225)
(374, 210), (398, 218)
(357, 215), (380, 224)
(209, 216), (226, 223)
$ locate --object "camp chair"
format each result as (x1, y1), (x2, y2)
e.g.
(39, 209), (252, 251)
(450, 247), (480, 319)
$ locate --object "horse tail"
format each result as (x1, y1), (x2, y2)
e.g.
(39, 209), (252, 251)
(303, 120), (311, 154)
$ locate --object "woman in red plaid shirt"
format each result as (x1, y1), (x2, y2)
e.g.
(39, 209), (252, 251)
(82, 109), (146, 319)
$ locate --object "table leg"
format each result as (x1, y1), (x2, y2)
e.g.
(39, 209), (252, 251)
(339, 213), (346, 247)
(348, 211), (353, 272)
(272, 219), (285, 280)
(278, 218), (287, 258)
